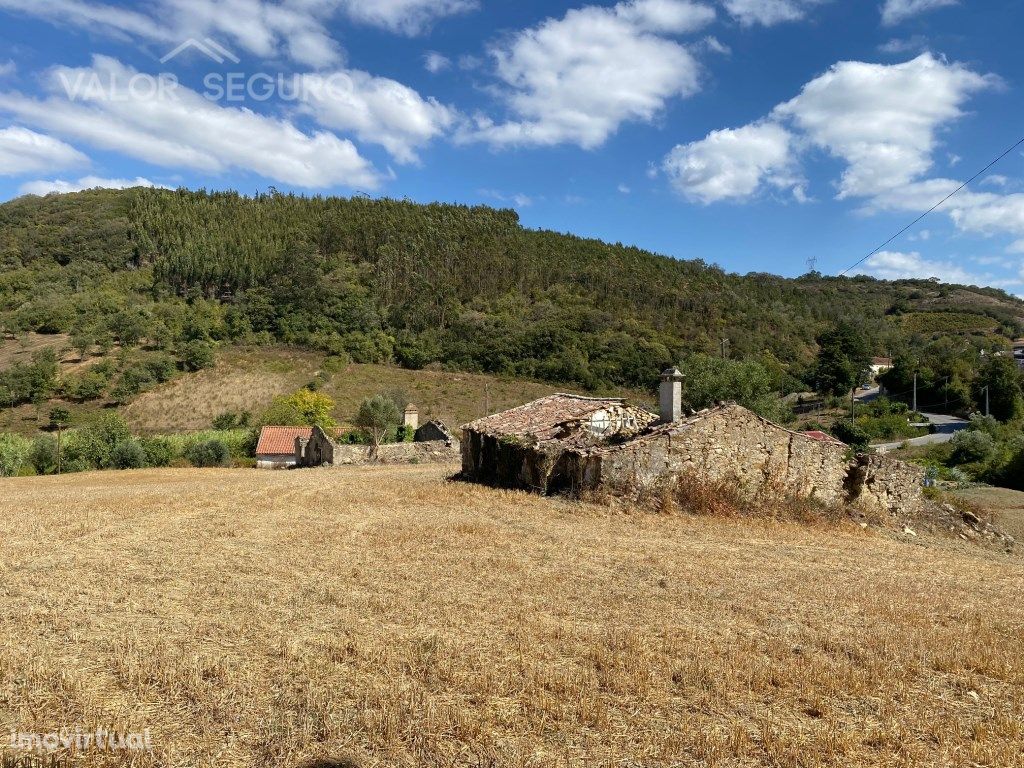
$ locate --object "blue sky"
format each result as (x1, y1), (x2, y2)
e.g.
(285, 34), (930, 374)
(0, 0), (1022, 292)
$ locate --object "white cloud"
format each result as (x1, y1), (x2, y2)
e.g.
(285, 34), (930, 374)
(18, 175), (167, 195)
(618, 183), (631, 194)
(478, 188), (533, 207)
(773, 53), (996, 199)
(721, 0), (824, 26)
(0, 0), (477, 68)
(662, 121), (802, 203)
(981, 174), (1010, 188)
(0, 56), (381, 189)
(702, 35), (731, 54)
(297, 69), (457, 164)
(463, 0), (714, 149)
(856, 250), (985, 285)
(878, 35), (928, 55)
(335, 0), (477, 35)
(663, 53), (1024, 268)
(0, 126), (89, 175)
(0, 0), (169, 40)
(423, 51), (451, 74)
(0, 60), (15, 78)
(881, 0), (958, 26)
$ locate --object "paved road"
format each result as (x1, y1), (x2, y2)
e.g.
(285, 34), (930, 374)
(852, 387), (970, 452)
(873, 412), (970, 453)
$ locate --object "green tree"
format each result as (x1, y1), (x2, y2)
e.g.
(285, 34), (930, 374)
(680, 353), (786, 420)
(355, 394), (401, 452)
(261, 389), (338, 430)
(813, 322), (871, 397)
(178, 340), (215, 372)
(66, 412), (132, 469)
(977, 355), (1023, 422)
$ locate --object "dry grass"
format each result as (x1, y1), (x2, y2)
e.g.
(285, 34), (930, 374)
(124, 346), (646, 434)
(953, 485), (1024, 541)
(1, 466), (1022, 767)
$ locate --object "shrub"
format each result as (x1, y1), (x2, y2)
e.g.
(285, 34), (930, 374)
(178, 340), (215, 372)
(186, 439), (231, 468)
(111, 440), (147, 469)
(29, 434), (58, 475)
(145, 354), (178, 383)
(831, 421), (871, 452)
(212, 412), (238, 430)
(66, 371), (108, 402)
(950, 430), (996, 466)
(0, 433), (32, 477)
(140, 436), (177, 468)
(66, 412), (133, 469)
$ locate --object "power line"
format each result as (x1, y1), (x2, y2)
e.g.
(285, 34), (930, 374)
(838, 134), (1024, 277)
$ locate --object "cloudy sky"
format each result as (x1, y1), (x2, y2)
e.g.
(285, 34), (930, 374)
(0, 0), (1022, 291)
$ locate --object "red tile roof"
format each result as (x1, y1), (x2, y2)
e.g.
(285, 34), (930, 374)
(462, 394), (642, 440)
(802, 430), (845, 445)
(256, 426), (313, 456)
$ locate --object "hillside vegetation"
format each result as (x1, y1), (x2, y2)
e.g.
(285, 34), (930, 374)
(121, 346), (624, 434)
(0, 465), (1020, 767)
(2, 188), (1022, 399)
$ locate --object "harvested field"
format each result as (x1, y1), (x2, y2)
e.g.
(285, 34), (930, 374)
(0, 466), (1021, 767)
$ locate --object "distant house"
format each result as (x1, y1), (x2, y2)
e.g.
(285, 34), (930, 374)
(256, 426), (314, 469)
(869, 357), (893, 379)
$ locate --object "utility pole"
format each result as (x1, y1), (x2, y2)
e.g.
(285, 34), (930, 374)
(982, 385), (990, 417)
(484, 383), (491, 417)
(850, 388), (856, 422)
(912, 372), (918, 414)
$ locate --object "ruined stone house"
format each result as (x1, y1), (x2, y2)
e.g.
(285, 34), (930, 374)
(461, 368), (924, 515)
(295, 404), (459, 468)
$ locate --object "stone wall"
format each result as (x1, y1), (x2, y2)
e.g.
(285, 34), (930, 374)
(590, 405), (851, 504)
(298, 425), (459, 468)
(847, 454), (925, 517)
(327, 441), (460, 466)
(461, 402), (924, 515)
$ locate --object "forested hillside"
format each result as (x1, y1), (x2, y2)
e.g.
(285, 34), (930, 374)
(1, 187), (1022, 397)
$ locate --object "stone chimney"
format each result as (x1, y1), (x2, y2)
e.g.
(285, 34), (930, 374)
(403, 403), (419, 431)
(659, 367), (684, 424)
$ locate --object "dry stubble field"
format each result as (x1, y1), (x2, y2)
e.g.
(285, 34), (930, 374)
(0, 466), (1022, 768)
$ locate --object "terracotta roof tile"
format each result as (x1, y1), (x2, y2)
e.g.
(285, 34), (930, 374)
(256, 426), (313, 456)
(802, 430), (846, 446)
(462, 394), (637, 440)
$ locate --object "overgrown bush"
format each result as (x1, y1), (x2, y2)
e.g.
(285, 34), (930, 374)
(950, 430), (997, 465)
(64, 412), (133, 469)
(111, 440), (147, 469)
(178, 340), (215, 372)
(831, 421), (871, 452)
(185, 439), (231, 467)
(0, 433), (31, 477)
(140, 436), (177, 467)
(29, 434), (58, 475)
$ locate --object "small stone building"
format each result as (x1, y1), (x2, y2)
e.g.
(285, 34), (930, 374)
(461, 394), (658, 493)
(296, 423), (460, 468)
(256, 426), (314, 469)
(461, 369), (924, 515)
